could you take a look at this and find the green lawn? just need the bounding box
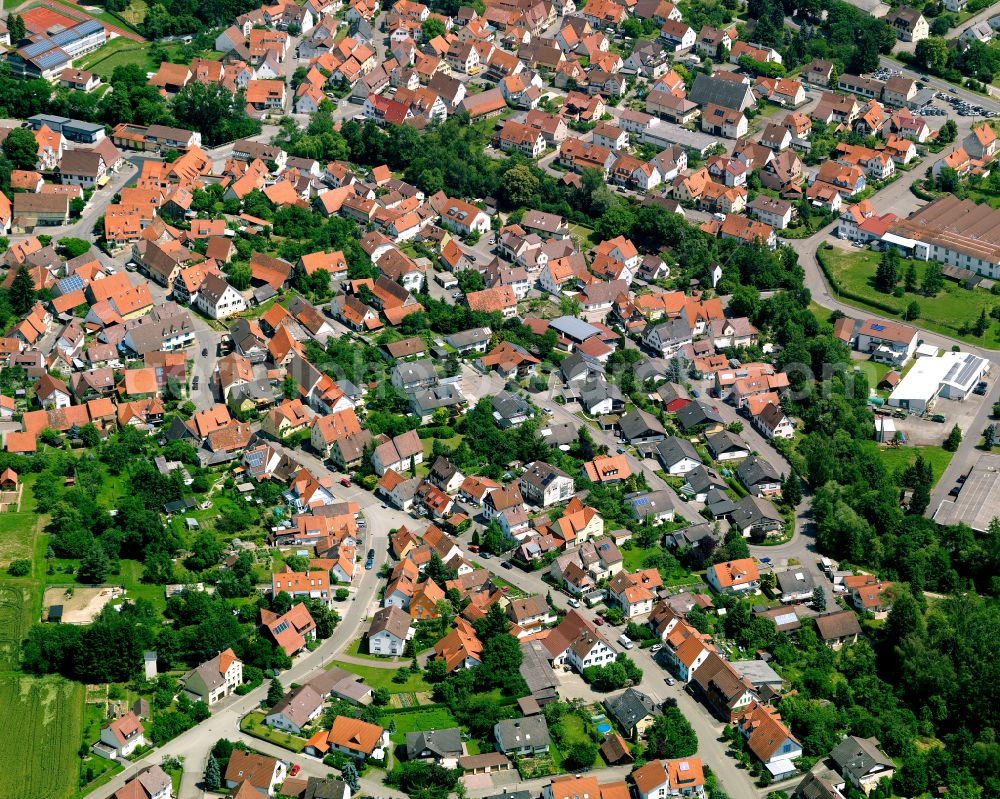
[621,544,659,572]
[241,712,307,752]
[821,248,1000,347]
[855,360,895,389]
[385,707,459,744]
[869,443,955,488]
[77,39,224,79]
[555,713,603,768]
[328,661,432,694]
[0,675,84,799]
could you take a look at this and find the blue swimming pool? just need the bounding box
[596,722,612,734]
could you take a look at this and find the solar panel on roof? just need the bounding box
[22,40,56,56]
[273,620,290,634]
[632,497,648,505]
[36,50,70,69]
[870,323,885,331]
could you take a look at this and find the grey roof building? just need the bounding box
[548,315,602,343]
[405,728,464,761]
[689,72,756,111]
[665,521,716,549]
[706,430,750,460]
[445,327,493,352]
[391,359,437,390]
[411,384,464,418]
[579,380,625,414]
[603,688,660,738]
[618,408,666,444]
[681,465,728,498]
[490,390,533,428]
[560,352,605,383]
[730,495,784,537]
[829,736,895,790]
[675,400,724,431]
[777,569,816,600]
[519,640,559,702]
[494,715,551,755]
[626,489,677,522]
[736,456,782,495]
[655,436,701,473]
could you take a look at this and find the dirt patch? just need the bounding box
[42,586,125,624]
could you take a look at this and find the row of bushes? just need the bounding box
[816,247,901,316]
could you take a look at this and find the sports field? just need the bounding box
[0,675,84,799]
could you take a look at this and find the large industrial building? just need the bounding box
[887,351,989,414]
[886,195,1000,279]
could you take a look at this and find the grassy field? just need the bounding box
[0,511,39,571]
[328,661,432,694]
[118,0,148,25]
[0,583,35,671]
[0,675,84,799]
[822,248,1000,347]
[77,39,224,79]
[869,443,955,488]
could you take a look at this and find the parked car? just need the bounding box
[201,347,208,356]
[340,477,352,487]
[568,598,581,608]
[192,377,200,390]
[595,616,605,626]
[666,676,676,686]
[690,389,700,397]
[617,634,634,650]
[501,561,513,570]
[650,644,662,653]
[289,765,300,777]
[974,381,988,395]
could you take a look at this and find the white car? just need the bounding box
[650,644,662,653]
[568,598,580,608]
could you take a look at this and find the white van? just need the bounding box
[618,634,634,650]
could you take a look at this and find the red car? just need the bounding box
[594,617,605,626]
[289,765,300,777]
[340,478,352,487]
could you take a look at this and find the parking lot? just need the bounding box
[872,65,994,119]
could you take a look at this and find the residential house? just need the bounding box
[180,648,243,705]
[368,605,412,656]
[706,558,759,594]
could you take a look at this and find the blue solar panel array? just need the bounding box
[21,39,55,57]
[51,18,103,45]
[33,48,70,70]
[57,274,85,294]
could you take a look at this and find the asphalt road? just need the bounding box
[456,530,761,798]
[783,113,1000,524]
[84,468,413,799]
